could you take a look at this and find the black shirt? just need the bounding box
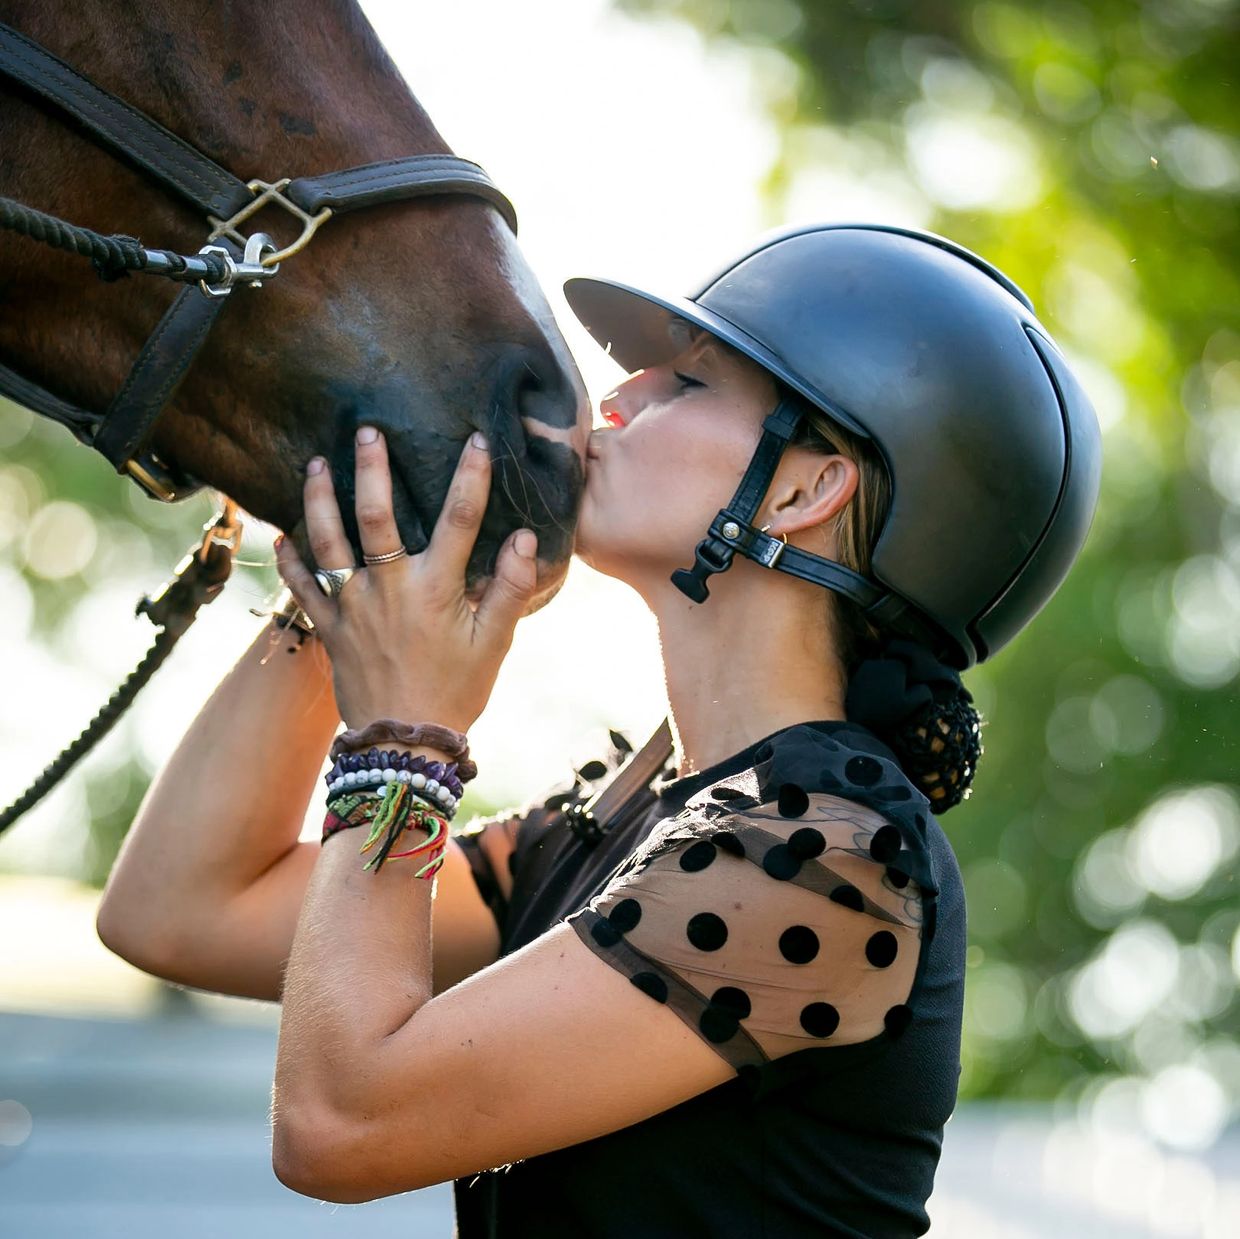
[452,720,966,1238]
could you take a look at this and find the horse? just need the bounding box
[0,0,589,608]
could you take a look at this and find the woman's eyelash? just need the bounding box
[674,371,704,388]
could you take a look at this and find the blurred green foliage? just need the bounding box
[616,0,1240,1116]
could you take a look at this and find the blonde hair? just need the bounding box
[783,389,893,673]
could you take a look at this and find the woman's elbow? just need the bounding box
[272,1107,378,1203]
[95,900,173,977]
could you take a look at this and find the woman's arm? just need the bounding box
[95,619,341,988]
[96,617,521,1001]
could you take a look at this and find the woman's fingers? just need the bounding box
[424,432,491,585]
[354,426,405,564]
[475,528,538,643]
[303,457,354,570]
[274,535,336,632]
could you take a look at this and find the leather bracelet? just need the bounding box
[330,719,478,781]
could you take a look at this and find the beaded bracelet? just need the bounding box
[322,783,449,879]
[325,748,465,803]
[326,770,460,817]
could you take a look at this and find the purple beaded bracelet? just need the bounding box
[325,748,465,801]
[326,748,465,798]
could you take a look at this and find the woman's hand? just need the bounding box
[274,426,538,733]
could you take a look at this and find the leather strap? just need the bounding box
[707,510,945,645]
[0,22,251,219]
[583,717,675,828]
[733,399,802,515]
[288,155,518,234]
[93,262,234,469]
[671,399,802,601]
[0,359,99,442]
[668,395,945,648]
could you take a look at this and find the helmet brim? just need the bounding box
[562,275,872,439]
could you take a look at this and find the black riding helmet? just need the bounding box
[564,223,1103,670]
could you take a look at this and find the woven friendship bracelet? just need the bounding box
[322,782,449,879]
[325,778,459,824]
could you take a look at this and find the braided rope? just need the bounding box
[0,505,242,836]
[0,195,228,284]
[0,629,180,834]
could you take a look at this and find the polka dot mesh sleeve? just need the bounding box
[564,791,925,1080]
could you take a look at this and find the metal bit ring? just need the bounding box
[313,567,357,599]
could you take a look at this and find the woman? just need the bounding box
[97,223,1101,1236]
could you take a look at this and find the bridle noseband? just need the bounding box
[0,21,519,502]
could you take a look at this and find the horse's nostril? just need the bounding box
[493,345,578,436]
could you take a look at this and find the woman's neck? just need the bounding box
[649,564,849,778]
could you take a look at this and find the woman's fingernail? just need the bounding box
[306,457,325,476]
[273,534,284,551]
[357,425,379,445]
[470,431,488,451]
[515,529,537,559]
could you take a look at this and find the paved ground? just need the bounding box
[1,1007,1236,1238]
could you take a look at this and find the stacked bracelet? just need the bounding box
[325,748,464,814]
[321,717,474,880]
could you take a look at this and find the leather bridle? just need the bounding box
[0,21,519,502]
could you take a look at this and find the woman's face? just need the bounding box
[574,327,779,591]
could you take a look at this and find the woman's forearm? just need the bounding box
[98,620,340,945]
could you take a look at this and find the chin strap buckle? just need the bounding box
[671,521,737,603]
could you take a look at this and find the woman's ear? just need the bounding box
[762,451,860,542]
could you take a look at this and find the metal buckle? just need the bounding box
[757,524,788,569]
[759,534,787,569]
[207,178,333,267]
[123,456,179,502]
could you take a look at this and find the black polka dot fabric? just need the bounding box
[565,784,929,1080]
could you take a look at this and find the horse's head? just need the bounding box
[183,197,590,612]
[0,0,589,610]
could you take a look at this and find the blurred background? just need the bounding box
[2,0,1238,1235]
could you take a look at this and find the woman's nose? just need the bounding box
[599,368,657,428]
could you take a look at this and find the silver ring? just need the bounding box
[362,546,408,565]
[313,567,357,598]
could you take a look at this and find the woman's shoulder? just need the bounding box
[562,735,936,1090]
[635,720,941,902]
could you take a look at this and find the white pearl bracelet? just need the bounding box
[327,766,458,814]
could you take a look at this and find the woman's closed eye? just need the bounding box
[673,370,705,390]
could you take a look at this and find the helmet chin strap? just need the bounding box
[671,398,936,643]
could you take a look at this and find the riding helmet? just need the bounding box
[564,223,1103,670]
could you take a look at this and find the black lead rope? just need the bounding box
[0,503,242,836]
[0,195,233,287]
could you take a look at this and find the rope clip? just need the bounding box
[197,232,280,298]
